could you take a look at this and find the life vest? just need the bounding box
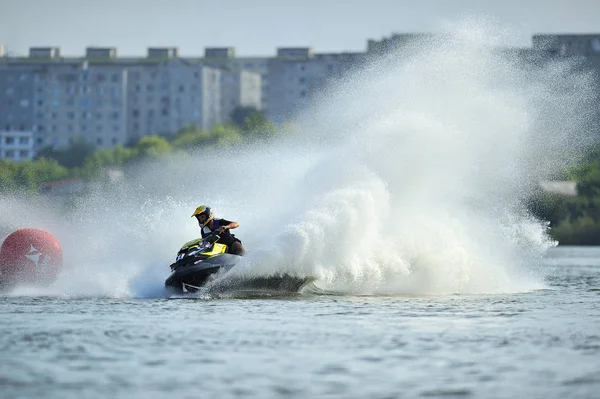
[202,219,221,236]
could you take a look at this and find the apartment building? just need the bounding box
[126,54,222,141]
[1,47,230,151]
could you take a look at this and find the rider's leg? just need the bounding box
[231,241,245,255]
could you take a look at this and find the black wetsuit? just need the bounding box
[201,218,242,253]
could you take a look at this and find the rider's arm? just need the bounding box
[219,219,239,232]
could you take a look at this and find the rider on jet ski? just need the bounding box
[192,205,245,255]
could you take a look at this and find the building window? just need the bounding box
[5,136,15,145]
[5,150,15,159]
[19,150,29,158]
[112,137,117,145]
[19,137,30,145]
[96,137,103,145]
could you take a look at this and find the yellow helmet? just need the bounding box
[191,205,214,227]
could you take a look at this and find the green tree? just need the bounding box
[243,112,277,139]
[135,136,173,159]
[35,138,97,168]
[231,106,259,128]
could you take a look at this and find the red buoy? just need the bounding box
[0,228,63,289]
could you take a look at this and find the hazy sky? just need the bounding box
[1,0,600,57]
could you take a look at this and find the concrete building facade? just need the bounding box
[0,65,36,134]
[126,59,222,141]
[32,62,129,149]
[0,130,34,161]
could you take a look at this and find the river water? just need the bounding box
[1,246,599,399]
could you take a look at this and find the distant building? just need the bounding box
[32,61,128,150]
[126,59,222,141]
[0,130,35,161]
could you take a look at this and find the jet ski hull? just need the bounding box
[164,253,240,294]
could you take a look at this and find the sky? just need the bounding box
[1,0,600,57]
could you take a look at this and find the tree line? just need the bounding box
[527,145,600,245]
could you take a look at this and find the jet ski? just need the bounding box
[165,232,241,294]
[164,232,315,295]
